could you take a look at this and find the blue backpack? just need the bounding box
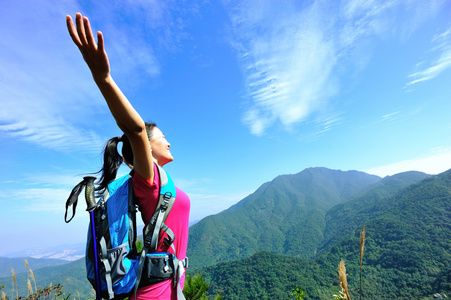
[65,164,187,300]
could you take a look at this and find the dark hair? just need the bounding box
[96,122,157,196]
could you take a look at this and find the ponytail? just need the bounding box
[96,135,132,196]
[95,122,157,196]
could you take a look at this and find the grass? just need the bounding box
[332,225,366,300]
[1,260,73,300]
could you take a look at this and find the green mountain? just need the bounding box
[2,167,448,300]
[319,171,428,253]
[198,169,451,299]
[187,168,380,269]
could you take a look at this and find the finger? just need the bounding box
[97,31,105,52]
[66,15,82,47]
[83,16,97,48]
[75,13,88,45]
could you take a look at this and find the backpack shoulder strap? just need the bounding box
[134,164,177,296]
[144,163,176,251]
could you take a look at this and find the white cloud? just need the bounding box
[0,187,73,214]
[224,0,447,135]
[406,27,451,86]
[0,1,109,153]
[187,190,252,222]
[0,0,189,154]
[174,175,252,221]
[364,148,451,177]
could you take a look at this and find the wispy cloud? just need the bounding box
[0,168,95,214]
[0,0,194,153]
[0,1,112,153]
[187,190,252,221]
[381,111,400,121]
[406,27,451,87]
[224,0,446,135]
[367,110,402,127]
[174,175,252,221]
[298,112,345,142]
[0,188,72,213]
[364,146,451,177]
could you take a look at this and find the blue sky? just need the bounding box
[1,0,451,256]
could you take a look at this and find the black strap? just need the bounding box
[64,179,87,223]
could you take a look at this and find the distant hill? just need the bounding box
[0,257,93,299]
[2,243,85,262]
[199,169,451,299]
[0,257,70,277]
[187,168,380,268]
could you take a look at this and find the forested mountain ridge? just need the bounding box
[319,171,429,253]
[2,167,448,300]
[200,169,451,299]
[225,167,380,212]
[188,168,416,269]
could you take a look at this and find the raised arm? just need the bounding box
[66,13,154,182]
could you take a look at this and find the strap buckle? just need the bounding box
[164,236,173,248]
[163,191,173,201]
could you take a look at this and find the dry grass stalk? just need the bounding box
[11,268,17,287]
[338,259,351,300]
[360,226,366,300]
[30,268,37,295]
[11,268,18,300]
[360,226,366,267]
[1,291,6,300]
[25,259,30,297]
[27,278,33,297]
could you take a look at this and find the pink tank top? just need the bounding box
[131,164,190,300]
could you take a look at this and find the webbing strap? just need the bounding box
[172,257,186,300]
[161,224,176,254]
[100,237,114,299]
[150,205,168,250]
[161,224,174,239]
[133,248,147,297]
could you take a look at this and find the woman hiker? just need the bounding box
[66,13,190,300]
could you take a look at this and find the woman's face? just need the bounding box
[150,127,173,166]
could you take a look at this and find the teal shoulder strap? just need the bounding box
[149,164,176,251]
[135,164,178,296]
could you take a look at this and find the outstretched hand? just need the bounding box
[66,13,110,81]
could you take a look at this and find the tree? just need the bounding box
[291,286,307,300]
[183,274,223,300]
[183,274,209,300]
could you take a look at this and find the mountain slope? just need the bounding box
[188,168,380,268]
[2,168,449,299]
[198,251,332,300]
[319,171,428,253]
[200,170,451,299]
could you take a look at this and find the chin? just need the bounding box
[161,157,174,166]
